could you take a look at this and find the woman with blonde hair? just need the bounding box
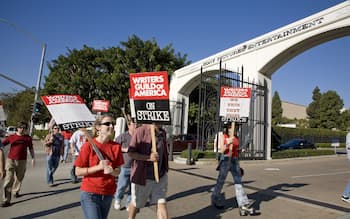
[74,115,124,219]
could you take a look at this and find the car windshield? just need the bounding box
[284,139,301,145]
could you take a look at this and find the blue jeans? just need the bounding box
[46,155,60,184]
[62,139,70,161]
[212,156,249,206]
[343,180,350,197]
[114,167,131,205]
[80,191,113,219]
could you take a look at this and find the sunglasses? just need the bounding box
[100,122,114,127]
[53,127,59,130]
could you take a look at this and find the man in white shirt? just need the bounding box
[69,128,86,183]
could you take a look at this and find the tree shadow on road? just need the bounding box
[247,182,350,213]
[11,201,81,219]
[10,179,80,206]
[170,183,308,219]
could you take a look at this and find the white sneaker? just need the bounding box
[342,195,350,203]
[114,200,121,210]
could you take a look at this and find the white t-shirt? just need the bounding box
[69,129,86,156]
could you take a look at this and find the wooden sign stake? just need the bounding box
[151,124,160,183]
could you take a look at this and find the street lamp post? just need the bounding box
[0,18,47,136]
[29,43,46,136]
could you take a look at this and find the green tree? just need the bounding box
[340,109,350,130]
[319,90,343,129]
[272,91,282,125]
[42,35,190,119]
[1,90,34,126]
[307,86,321,128]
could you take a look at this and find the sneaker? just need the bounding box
[211,194,225,209]
[342,195,350,203]
[14,192,21,198]
[114,200,121,210]
[0,202,10,207]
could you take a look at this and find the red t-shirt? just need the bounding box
[2,134,33,160]
[61,130,73,140]
[223,134,239,158]
[74,138,124,195]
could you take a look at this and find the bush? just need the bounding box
[34,129,49,140]
[272,149,334,159]
[272,126,347,147]
[180,150,217,161]
[316,143,345,148]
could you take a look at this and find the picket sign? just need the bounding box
[150,124,160,182]
[129,71,171,183]
[41,94,104,161]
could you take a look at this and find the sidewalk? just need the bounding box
[1,141,350,218]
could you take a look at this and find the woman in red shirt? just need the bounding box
[74,115,124,219]
[211,121,255,216]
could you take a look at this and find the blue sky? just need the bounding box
[0,0,349,108]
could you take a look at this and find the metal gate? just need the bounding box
[197,62,268,160]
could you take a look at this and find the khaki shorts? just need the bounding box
[131,174,168,208]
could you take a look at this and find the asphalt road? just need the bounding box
[1,140,350,219]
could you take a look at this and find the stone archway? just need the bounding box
[169,1,350,159]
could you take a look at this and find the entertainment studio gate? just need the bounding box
[171,61,268,160]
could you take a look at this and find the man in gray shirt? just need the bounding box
[114,119,136,211]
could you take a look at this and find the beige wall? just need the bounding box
[282,101,307,120]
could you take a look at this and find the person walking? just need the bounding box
[1,122,35,207]
[127,124,169,219]
[69,128,86,183]
[113,118,136,211]
[211,121,254,216]
[61,130,73,163]
[0,141,4,180]
[74,115,124,219]
[342,127,350,203]
[43,124,64,186]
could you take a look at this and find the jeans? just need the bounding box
[114,167,131,205]
[343,180,350,197]
[80,191,113,219]
[62,139,70,161]
[212,156,249,207]
[71,154,78,182]
[46,155,60,184]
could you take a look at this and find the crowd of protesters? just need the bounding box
[0,116,261,219]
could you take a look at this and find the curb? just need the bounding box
[173,156,217,165]
[172,154,345,165]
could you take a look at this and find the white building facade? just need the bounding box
[169,1,350,159]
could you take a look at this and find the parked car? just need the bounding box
[168,134,199,152]
[275,139,316,151]
[5,126,16,137]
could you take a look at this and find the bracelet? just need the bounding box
[86,167,89,175]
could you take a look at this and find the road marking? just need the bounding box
[291,170,350,178]
[264,167,280,171]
